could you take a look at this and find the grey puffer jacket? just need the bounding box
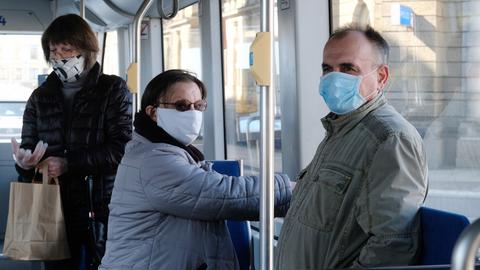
[100,132,292,270]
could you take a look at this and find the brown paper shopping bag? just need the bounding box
[2,163,70,260]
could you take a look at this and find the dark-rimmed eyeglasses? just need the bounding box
[158,99,207,112]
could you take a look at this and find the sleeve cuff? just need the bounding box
[15,163,36,182]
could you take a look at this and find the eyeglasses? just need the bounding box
[158,99,207,112]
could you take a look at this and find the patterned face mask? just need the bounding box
[51,55,85,83]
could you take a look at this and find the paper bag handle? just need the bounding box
[35,162,59,185]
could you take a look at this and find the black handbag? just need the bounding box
[86,175,107,270]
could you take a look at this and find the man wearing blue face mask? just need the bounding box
[275,24,428,269]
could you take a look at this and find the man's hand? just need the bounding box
[11,138,47,170]
[39,157,68,178]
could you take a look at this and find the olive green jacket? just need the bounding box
[275,94,428,269]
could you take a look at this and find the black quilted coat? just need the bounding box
[16,62,132,231]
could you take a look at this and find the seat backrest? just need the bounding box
[211,160,242,177]
[226,220,252,270]
[420,207,470,265]
[210,160,251,270]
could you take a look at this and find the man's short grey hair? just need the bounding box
[329,24,390,65]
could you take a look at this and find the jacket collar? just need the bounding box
[131,132,203,164]
[321,92,386,136]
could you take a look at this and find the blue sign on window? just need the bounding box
[0,16,6,26]
[399,5,413,27]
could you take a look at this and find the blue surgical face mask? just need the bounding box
[318,70,377,115]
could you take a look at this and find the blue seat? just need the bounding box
[420,207,470,265]
[211,160,242,177]
[211,160,252,270]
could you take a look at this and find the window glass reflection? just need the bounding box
[163,4,202,78]
[0,35,50,143]
[221,0,282,175]
[103,31,119,76]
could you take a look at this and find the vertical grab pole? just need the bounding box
[129,0,154,113]
[249,0,274,267]
[79,0,85,18]
[260,0,274,269]
[451,218,480,270]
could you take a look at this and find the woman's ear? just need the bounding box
[145,105,157,122]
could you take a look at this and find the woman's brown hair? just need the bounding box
[41,14,99,69]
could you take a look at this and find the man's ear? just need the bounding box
[145,105,157,122]
[377,65,389,91]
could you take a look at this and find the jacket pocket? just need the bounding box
[297,167,352,232]
[286,168,311,215]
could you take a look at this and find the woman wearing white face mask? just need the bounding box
[100,69,292,270]
[12,14,132,270]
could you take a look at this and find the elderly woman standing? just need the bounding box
[11,14,132,269]
[100,69,292,270]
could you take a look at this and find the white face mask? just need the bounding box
[156,108,203,145]
[51,55,85,83]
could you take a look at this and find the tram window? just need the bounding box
[0,34,49,143]
[0,101,25,142]
[103,30,120,76]
[162,3,203,150]
[330,0,480,220]
[221,0,282,175]
[30,46,39,59]
[163,4,202,76]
